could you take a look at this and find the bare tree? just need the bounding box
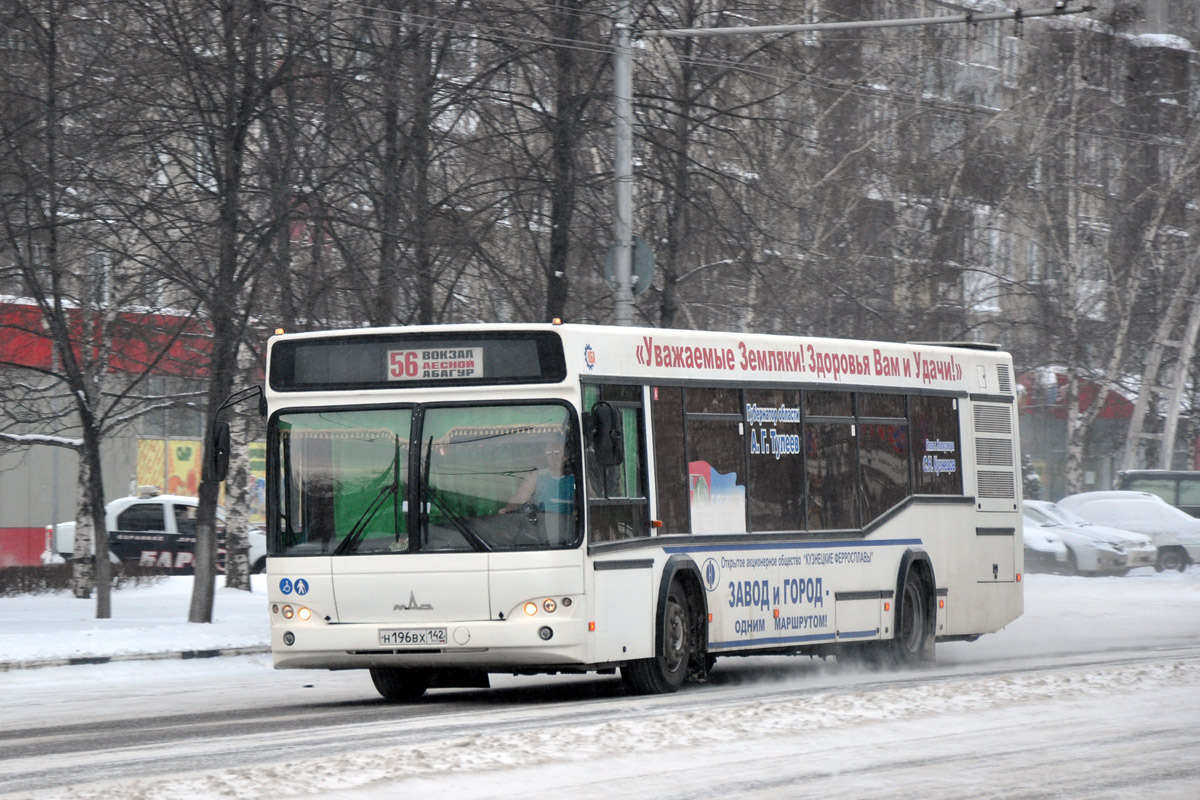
[105,0,295,619]
[0,1,205,612]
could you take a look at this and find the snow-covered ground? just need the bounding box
[3,570,1200,799]
[0,576,270,668]
[5,570,1199,668]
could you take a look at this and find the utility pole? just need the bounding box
[609,3,1094,326]
[1160,298,1200,469]
[613,0,634,327]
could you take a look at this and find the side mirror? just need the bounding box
[202,421,231,483]
[587,401,625,468]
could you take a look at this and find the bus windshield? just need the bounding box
[272,404,580,556]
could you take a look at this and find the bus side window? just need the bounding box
[584,384,648,543]
[856,393,910,526]
[652,386,688,533]
[686,387,748,534]
[745,388,803,532]
[910,395,962,495]
[804,391,858,530]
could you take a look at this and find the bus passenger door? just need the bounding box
[583,384,649,542]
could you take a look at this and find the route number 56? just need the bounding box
[388,350,419,379]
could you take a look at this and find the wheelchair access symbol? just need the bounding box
[279,578,309,595]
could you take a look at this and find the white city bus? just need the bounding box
[249,322,1023,701]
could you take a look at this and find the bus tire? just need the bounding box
[622,583,691,695]
[892,567,932,666]
[369,667,432,702]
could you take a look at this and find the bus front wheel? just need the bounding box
[622,584,691,695]
[369,667,432,702]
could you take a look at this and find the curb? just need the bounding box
[0,645,271,672]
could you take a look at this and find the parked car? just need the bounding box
[48,492,266,574]
[1020,511,1069,573]
[1115,470,1200,518]
[1057,491,1200,572]
[1021,504,1130,576]
[1024,500,1157,572]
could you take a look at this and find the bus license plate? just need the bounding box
[379,627,447,646]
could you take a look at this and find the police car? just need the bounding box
[48,491,266,574]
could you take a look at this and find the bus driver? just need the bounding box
[499,441,575,518]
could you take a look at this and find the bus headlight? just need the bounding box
[282,604,294,619]
[543,598,557,613]
[297,606,312,621]
[523,601,538,617]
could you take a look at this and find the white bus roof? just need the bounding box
[267,322,1014,396]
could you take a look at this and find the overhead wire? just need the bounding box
[120,0,1197,151]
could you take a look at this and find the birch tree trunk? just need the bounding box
[70,459,95,599]
[1118,266,1198,471]
[1117,125,1200,471]
[223,347,256,591]
[1059,34,1087,495]
[1160,294,1200,468]
[222,405,254,591]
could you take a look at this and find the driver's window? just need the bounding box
[584,384,648,543]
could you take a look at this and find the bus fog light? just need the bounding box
[282,605,294,619]
[543,598,557,613]
[538,626,554,641]
[283,632,295,646]
[297,607,312,621]
[523,602,538,616]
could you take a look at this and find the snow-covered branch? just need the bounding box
[0,432,83,449]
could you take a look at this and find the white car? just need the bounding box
[1021,507,1129,576]
[1057,491,1200,572]
[1024,500,1158,572]
[1020,512,1069,573]
[49,493,266,574]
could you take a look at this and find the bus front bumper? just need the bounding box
[271,617,592,670]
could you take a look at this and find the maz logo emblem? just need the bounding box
[394,591,433,611]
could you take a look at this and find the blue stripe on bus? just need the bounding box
[709,628,879,649]
[662,538,922,554]
[710,632,834,648]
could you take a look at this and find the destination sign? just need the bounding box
[269,332,565,391]
[387,348,483,381]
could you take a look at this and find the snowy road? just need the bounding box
[3,572,1200,798]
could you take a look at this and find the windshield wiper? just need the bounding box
[422,436,491,552]
[334,436,402,556]
[332,482,397,555]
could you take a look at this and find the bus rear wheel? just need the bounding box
[893,569,930,666]
[369,667,432,702]
[622,584,691,695]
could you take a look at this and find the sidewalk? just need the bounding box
[0,576,270,671]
